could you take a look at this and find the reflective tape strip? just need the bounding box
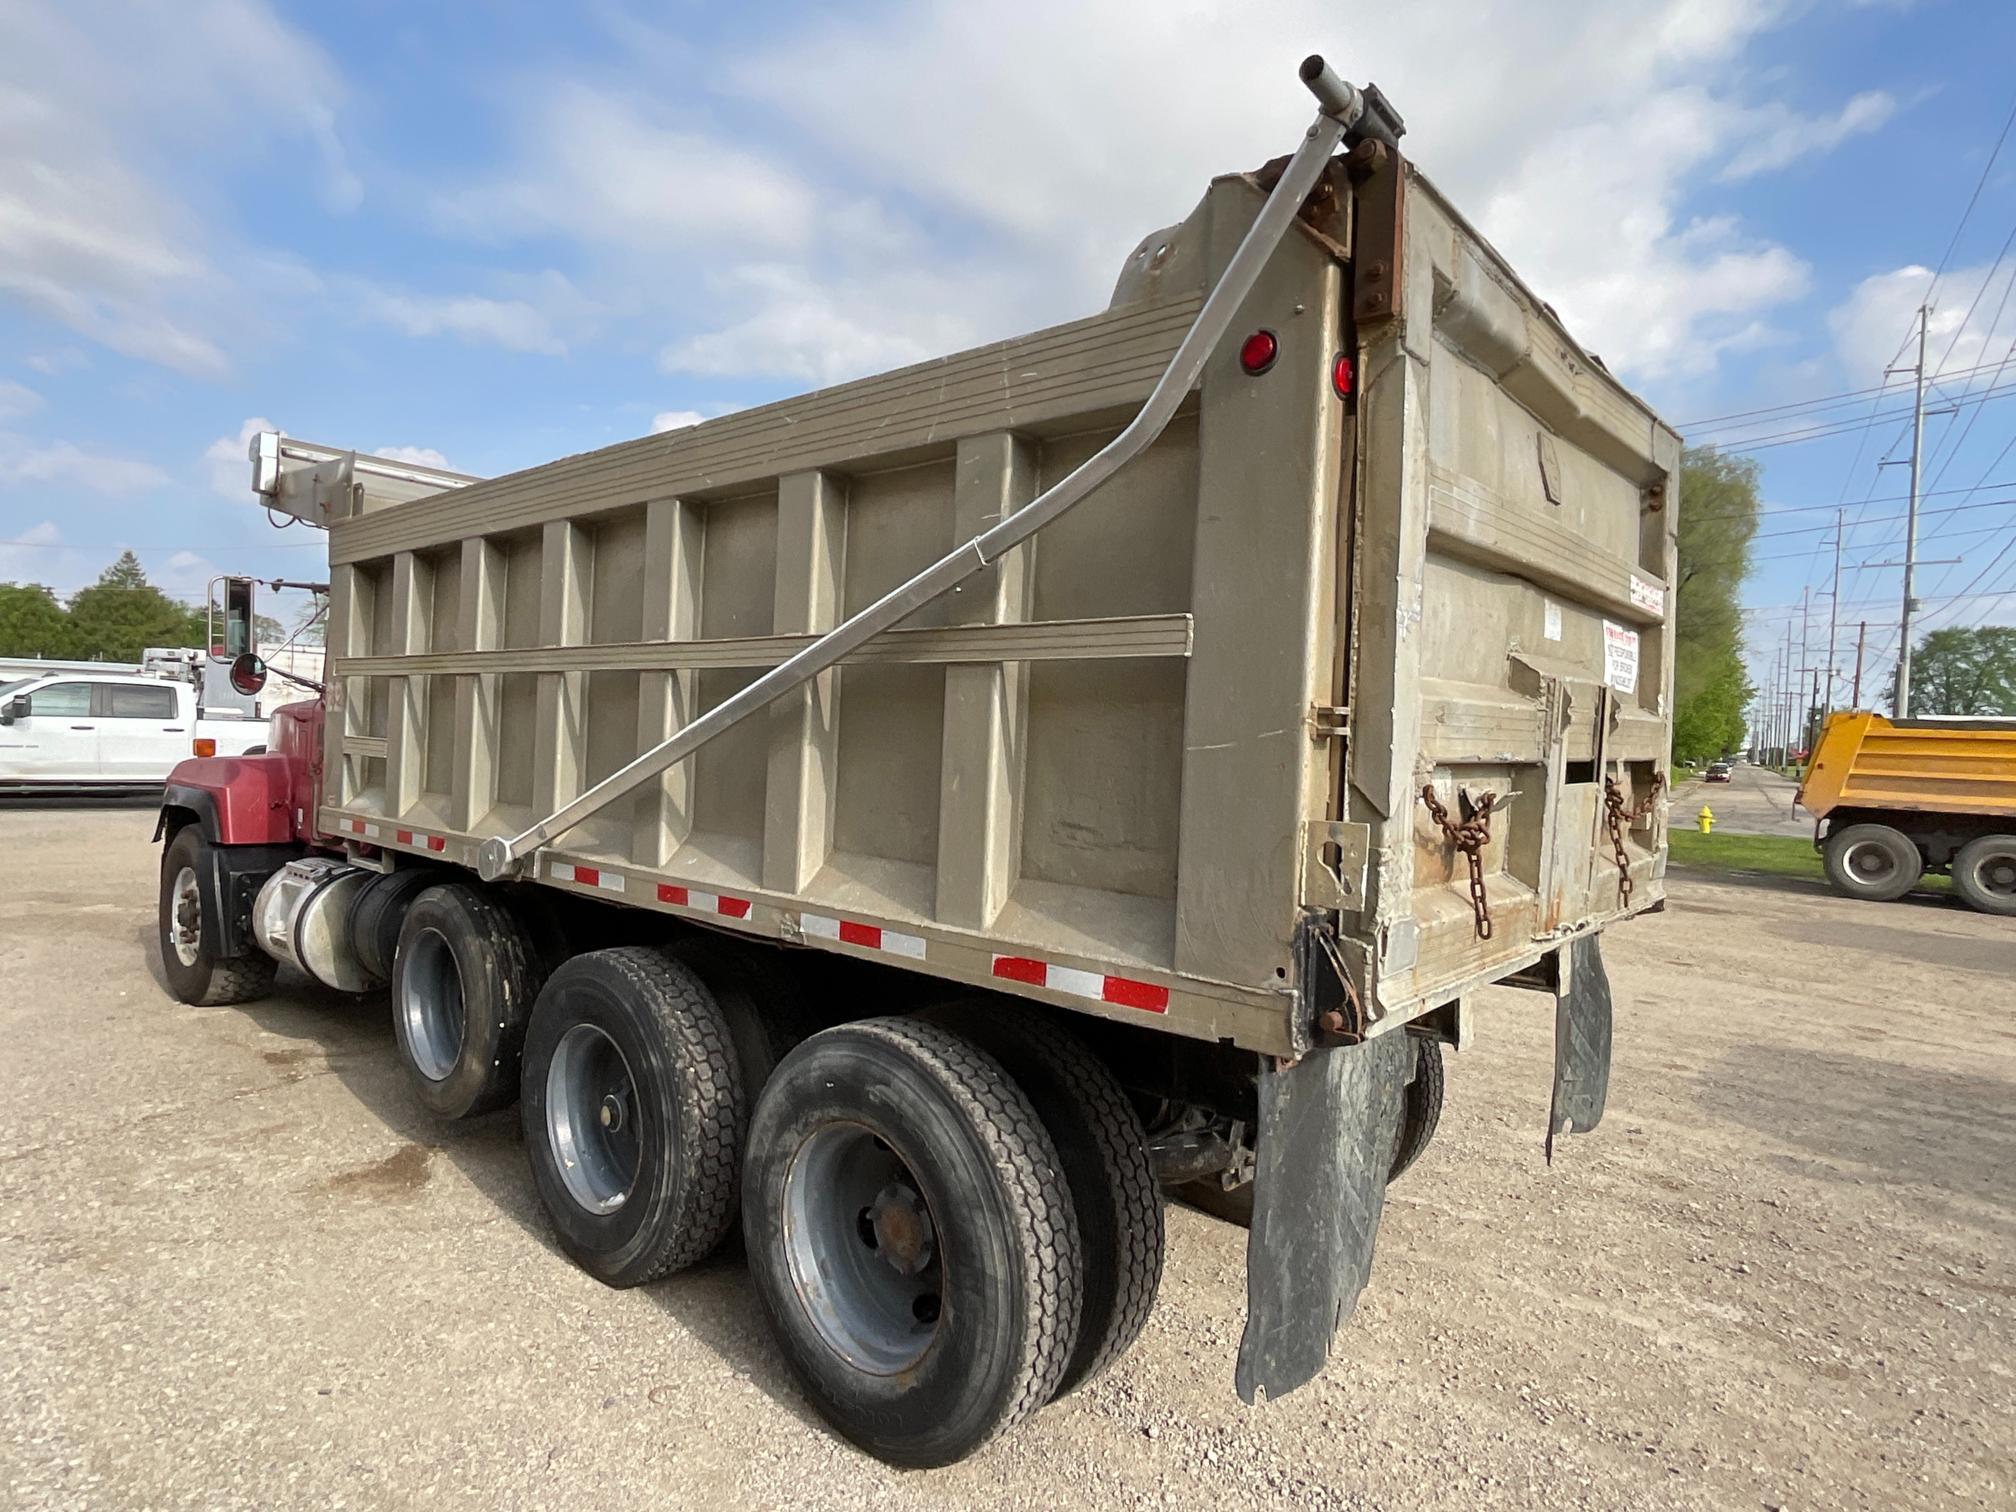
[549,861,625,895]
[800,913,927,960]
[344,817,379,839]
[991,955,1169,1014]
[396,829,450,853]
[655,883,751,920]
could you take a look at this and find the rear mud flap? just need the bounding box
[1234,1032,1410,1404]
[1546,931,1613,1160]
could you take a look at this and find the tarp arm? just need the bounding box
[476,54,1376,881]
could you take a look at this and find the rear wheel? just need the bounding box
[521,948,744,1287]
[1952,834,2016,916]
[391,883,546,1118]
[917,1006,1162,1397]
[1822,823,1923,902]
[157,826,277,1006]
[743,1017,1083,1468]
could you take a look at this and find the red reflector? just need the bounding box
[1238,330,1279,375]
[1333,353,1354,397]
[192,738,216,758]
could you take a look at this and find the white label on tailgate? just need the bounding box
[1603,620,1640,694]
[1543,600,1563,641]
[1630,574,1666,615]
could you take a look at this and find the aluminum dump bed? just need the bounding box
[299,134,1676,1063]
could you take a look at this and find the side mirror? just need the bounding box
[229,653,269,697]
[0,696,24,725]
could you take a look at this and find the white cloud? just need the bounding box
[372,445,454,469]
[436,83,815,255]
[558,0,1853,390]
[0,1,356,377]
[1719,90,1897,181]
[650,401,745,434]
[0,438,169,495]
[0,382,42,421]
[659,264,976,386]
[204,417,277,500]
[356,286,568,357]
[1827,260,2016,383]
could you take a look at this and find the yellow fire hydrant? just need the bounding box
[1697,805,1715,833]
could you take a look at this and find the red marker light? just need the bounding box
[1332,353,1354,398]
[1238,330,1279,375]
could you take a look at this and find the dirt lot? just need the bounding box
[1,804,2010,1510]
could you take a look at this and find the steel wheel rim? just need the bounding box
[782,1123,943,1375]
[1844,840,1899,884]
[170,866,202,968]
[399,927,465,1082]
[1980,849,2016,897]
[546,1022,642,1214]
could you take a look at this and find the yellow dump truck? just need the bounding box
[1797,711,2016,915]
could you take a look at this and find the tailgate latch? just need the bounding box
[1302,820,1371,909]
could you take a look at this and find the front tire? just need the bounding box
[1822,823,1923,902]
[521,948,744,1287]
[157,826,277,1006]
[1952,833,2016,916]
[743,1017,1083,1468]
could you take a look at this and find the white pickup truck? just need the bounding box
[0,672,267,793]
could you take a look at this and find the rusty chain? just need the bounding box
[1602,771,1666,904]
[1420,784,1501,940]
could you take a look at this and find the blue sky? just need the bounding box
[3,0,2014,706]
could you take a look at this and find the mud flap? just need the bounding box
[1546,931,1613,1160]
[1234,1031,1410,1404]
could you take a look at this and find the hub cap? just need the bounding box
[170,867,202,968]
[1843,840,1899,884]
[1980,849,2016,897]
[547,1023,642,1213]
[399,927,465,1082]
[783,1124,943,1374]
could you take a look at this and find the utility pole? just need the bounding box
[1892,304,1928,717]
[1825,507,1843,721]
[1852,620,1867,707]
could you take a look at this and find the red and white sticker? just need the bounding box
[394,828,448,853]
[342,816,379,840]
[991,955,1168,1014]
[801,913,926,960]
[1629,574,1666,616]
[548,861,626,895]
[655,883,751,920]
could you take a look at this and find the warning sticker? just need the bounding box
[1630,574,1666,616]
[1543,600,1563,641]
[1603,620,1640,694]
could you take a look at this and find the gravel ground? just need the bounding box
[1,803,2010,1509]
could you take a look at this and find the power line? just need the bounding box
[0,538,325,551]
[1679,356,2012,430]
[1706,376,2016,453]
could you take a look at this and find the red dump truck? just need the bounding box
[154,58,1678,1467]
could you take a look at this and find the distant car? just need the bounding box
[1704,762,1733,783]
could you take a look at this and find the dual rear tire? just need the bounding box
[515,964,1162,1467]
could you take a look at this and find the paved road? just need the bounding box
[1671,763,1813,839]
[3,808,2010,1509]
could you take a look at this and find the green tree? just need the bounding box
[0,582,71,657]
[1671,448,1760,761]
[253,612,286,650]
[1892,625,2016,716]
[63,551,205,663]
